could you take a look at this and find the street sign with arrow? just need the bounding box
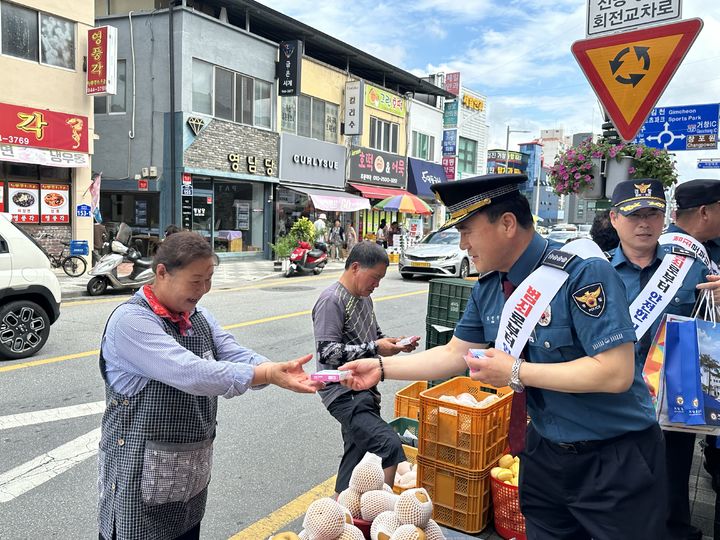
[572,18,703,141]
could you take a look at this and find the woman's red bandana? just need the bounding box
[143,284,192,335]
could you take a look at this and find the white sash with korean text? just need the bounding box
[659,232,719,273]
[496,239,606,359]
[628,250,694,340]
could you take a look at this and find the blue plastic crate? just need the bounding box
[69,240,89,256]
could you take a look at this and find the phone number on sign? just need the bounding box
[0,135,31,145]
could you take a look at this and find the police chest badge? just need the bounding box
[572,283,606,318]
[538,306,551,326]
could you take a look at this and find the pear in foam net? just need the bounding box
[395,488,433,529]
[370,510,401,540]
[302,498,346,540]
[360,489,398,521]
[390,524,427,540]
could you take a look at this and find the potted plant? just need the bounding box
[605,143,678,198]
[269,234,296,272]
[548,138,605,199]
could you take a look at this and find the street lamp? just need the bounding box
[504,125,531,171]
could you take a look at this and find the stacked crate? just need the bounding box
[416,377,513,534]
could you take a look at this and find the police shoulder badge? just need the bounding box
[572,283,606,318]
[538,306,551,326]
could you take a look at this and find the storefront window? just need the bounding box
[275,187,310,238]
[297,95,311,137]
[254,80,272,128]
[192,58,213,115]
[213,181,264,253]
[281,96,296,134]
[214,67,233,121]
[100,193,160,235]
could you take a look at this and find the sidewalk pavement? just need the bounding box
[54,258,349,300]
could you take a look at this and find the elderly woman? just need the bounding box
[97,232,320,540]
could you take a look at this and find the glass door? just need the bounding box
[192,189,214,243]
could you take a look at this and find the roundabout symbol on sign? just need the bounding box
[646,122,686,149]
[609,46,650,87]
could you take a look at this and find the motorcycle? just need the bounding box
[285,240,328,277]
[86,223,155,296]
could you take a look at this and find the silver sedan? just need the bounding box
[398,228,473,279]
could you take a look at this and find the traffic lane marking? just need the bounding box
[1,290,428,372]
[228,476,335,540]
[61,271,346,307]
[0,400,105,430]
[0,428,101,503]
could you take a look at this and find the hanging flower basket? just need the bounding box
[549,140,678,199]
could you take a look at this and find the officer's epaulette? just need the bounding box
[671,245,696,259]
[542,249,576,270]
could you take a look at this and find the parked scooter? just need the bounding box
[86,223,155,295]
[285,240,328,277]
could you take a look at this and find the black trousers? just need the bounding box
[327,390,405,493]
[519,424,667,540]
[99,523,200,540]
[664,430,702,540]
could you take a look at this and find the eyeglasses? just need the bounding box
[625,211,665,221]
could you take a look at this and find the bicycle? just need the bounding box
[33,232,88,277]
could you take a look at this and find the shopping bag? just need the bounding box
[696,318,720,426]
[642,314,669,404]
[664,319,705,425]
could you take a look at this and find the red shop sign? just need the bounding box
[0,103,88,153]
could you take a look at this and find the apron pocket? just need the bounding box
[141,438,214,506]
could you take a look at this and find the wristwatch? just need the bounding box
[508,357,525,393]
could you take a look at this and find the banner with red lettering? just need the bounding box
[0,103,88,153]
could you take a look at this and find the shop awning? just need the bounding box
[349,183,411,200]
[407,158,447,200]
[284,185,370,212]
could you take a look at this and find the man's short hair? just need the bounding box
[345,241,389,270]
[477,194,534,229]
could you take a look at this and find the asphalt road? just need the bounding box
[0,270,432,539]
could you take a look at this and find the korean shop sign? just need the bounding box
[278,40,302,97]
[365,84,406,118]
[86,26,118,96]
[0,102,88,153]
[348,146,406,188]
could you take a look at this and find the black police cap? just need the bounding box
[610,179,666,216]
[431,173,528,231]
[675,179,720,209]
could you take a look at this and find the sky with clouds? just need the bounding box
[257,0,720,182]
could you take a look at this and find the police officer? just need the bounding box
[341,173,667,539]
[608,179,720,540]
[664,178,720,539]
[670,179,720,263]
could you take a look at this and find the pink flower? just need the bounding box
[628,166,636,174]
[574,173,581,179]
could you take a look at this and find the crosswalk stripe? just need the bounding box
[0,428,101,503]
[0,401,105,431]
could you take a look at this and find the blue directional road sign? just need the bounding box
[698,160,720,170]
[633,103,719,151]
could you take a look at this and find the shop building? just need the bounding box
[442,86,489,181]
[0,0,95,255]
[94,0,450,257]
[276,56,368,236]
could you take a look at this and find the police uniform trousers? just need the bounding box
[327,390,405,493]
[519,423,666,539]
[97,297,218,540]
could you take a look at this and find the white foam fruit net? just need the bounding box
[360,489,397,521]
[302,497,346,540]
[395,489,433,529]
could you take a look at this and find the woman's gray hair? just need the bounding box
[153,231,219,272]
[344,241,389,269]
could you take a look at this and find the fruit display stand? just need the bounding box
[394,380,427,420]
[418,377,513,470]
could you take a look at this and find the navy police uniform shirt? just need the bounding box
[610,240,710,364]
[667,222,720,266]
[454,233,655,443]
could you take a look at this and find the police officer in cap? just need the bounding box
[608,178,720,540]
[340,173,667,539]
[662,178,720,539]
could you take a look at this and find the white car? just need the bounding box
[0,214,61,359]
[399,228,473,279]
